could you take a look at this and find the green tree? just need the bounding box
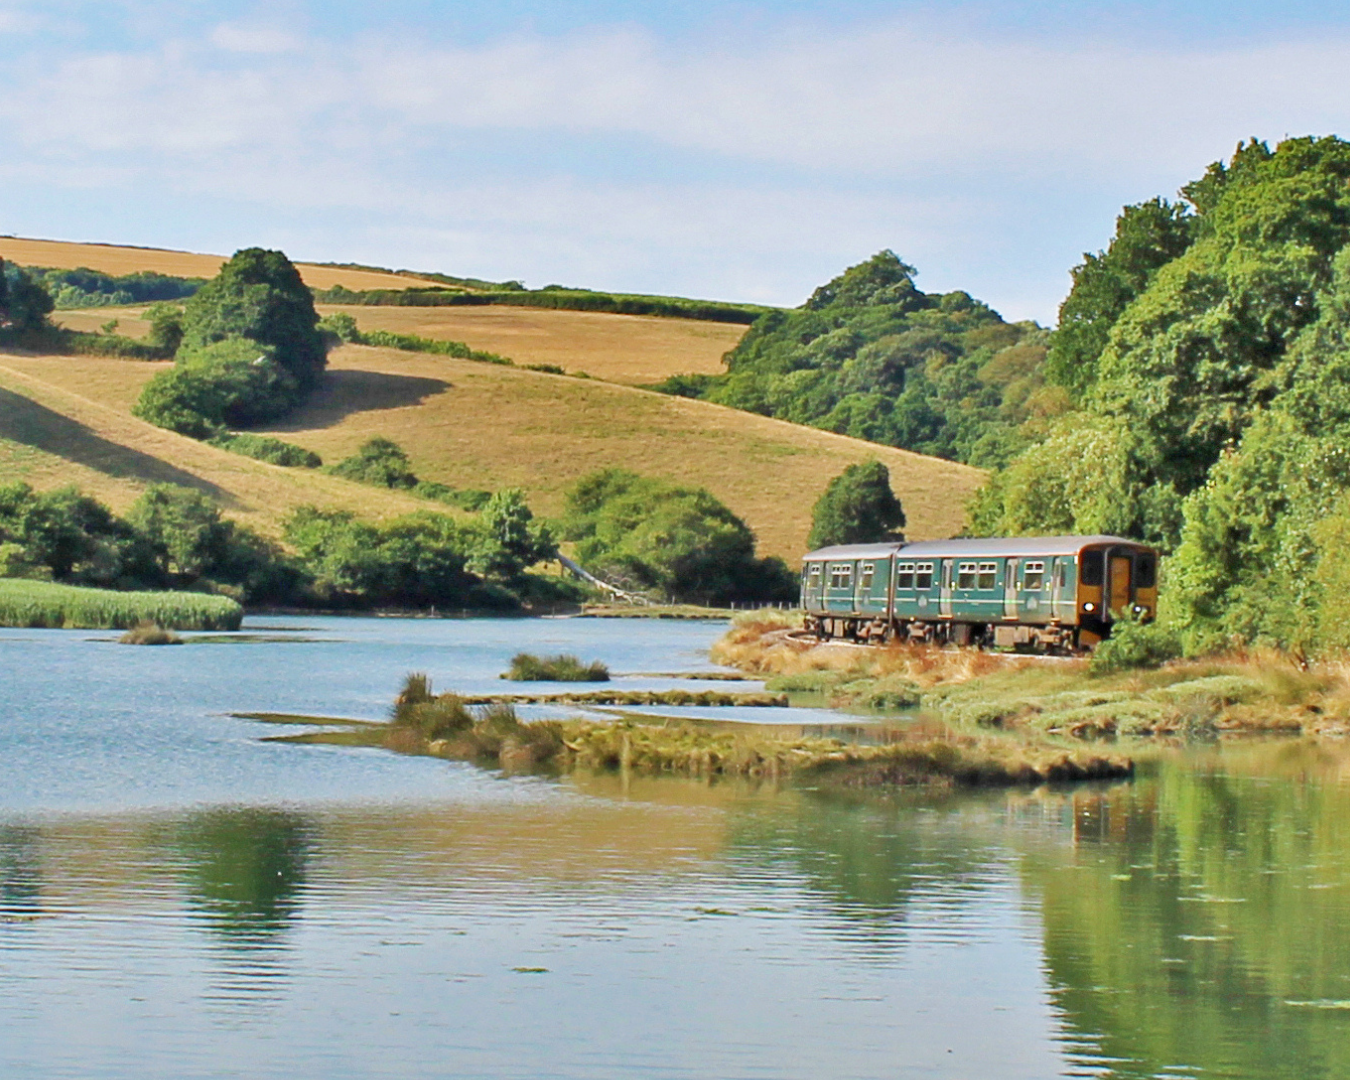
[469,488,556,580]
[180,248,326,390]
[806,461,906,549]
[0,260,53,333]
[326,437,418,489]
[125,485,233,579]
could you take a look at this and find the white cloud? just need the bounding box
[1,16,1348,316]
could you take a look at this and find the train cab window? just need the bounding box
[957,562,977,589]
[860,563,875,591]
[1023,561,1045,591]
[977,562,998,590]
[1079,551,1104,586]
[896,562,915,589]
[915,562,934,589]
[1135,552,1157,589]
[829,564,853,590]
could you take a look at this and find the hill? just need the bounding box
[0,345,984,559]
[0,236,444,293]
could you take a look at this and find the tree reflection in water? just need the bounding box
[0,825,42,918]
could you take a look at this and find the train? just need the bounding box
[799,535,1158,651]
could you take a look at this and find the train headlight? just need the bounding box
[1132,604,1145,615]
[1082,602,1096,613]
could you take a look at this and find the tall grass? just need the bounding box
[0,579,242,630]
[505,653,610,682]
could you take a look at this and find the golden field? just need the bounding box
[0,236,441,292]
[0,345,983,557]
[51,302,743,386]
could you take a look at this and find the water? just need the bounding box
[2,617,1350,1079]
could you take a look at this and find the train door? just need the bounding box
[1003,558,1019,619]
[939,559,953,618]
[802,562,823,610]
[1050,558,1069,621]
[1109,553,1132,614]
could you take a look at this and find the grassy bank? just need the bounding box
[0,579,242,630]
[713,612,1350,738]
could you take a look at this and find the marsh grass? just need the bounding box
[0,579,243,630]
[117,621,183,645]
[505,653,610,682]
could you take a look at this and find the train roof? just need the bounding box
[801,535,1149,562]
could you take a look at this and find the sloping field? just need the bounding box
[257,345,983,557]
[316,303,744,384]
[0,356,437,536]
[49,303,744,386]
[0,347,983,557]
[0,237,441,292]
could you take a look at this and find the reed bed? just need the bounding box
[0,579,243,630]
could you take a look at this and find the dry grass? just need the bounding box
[0,355,440,537]
[0,341,984,557]
[316,303,745,385]
[258,344,983,557]
[0,237,443,291]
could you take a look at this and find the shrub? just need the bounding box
[133,337,300,437]
[118,621,183,645]
[210,433,321,468]
[1089,616,1184,675]
[326,437,418,488]
[505,653,610,682]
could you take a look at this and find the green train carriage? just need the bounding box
[799,535,1159,650]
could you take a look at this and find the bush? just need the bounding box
[505,653,610,682]
[326,437,418,488]
[133,337,300,437]
[118,621,183,645]
[210,433,321,468]
[807,460,906,549]
[1089,616,1183,675]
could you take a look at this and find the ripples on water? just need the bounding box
[2,618,1350,1079]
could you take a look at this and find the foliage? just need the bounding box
[133,337,300,438]
[326,437,418,489]
[313,284,768,324]
[1088,614,1183,674]
[806,460,906,549]
[0,259,54,333]
[181,248,327,391]
[505,653,610,682]
[651,250,1054,464]
[559,468,796,604]
[468,488,556,580]
[22,265,201,309]
[972,136,1350,653]
[208,432,321,468]
[0,578,241,630]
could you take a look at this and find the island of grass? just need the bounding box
[505,653,610,681]
[0,579,242,631]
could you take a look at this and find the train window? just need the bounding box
[1135,552,1157,589]
[1058,561,1068,588]
[977,562,998,589]
[1024,561,1045,590]
[1079,551,1104,586]
[896,562,915,589]
[829,564,853,590]
[860,563,875,591]
[957,562,977,589]
[807,565,821,588]
[915,562,934,589]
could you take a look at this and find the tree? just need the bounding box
[469,488,556,581]
[125,485,233,579]
[180,248,326,390]
[807,461,906,549]
[326,437,418,489]
[560,469,795,603]
[0,260,54,333]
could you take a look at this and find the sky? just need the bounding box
[2,2,1349,323]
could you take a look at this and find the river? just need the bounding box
[1,616,1348,1079]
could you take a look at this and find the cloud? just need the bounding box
[1,14,1348,316]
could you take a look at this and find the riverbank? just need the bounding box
[0,579,243,630]
[713,612,1350,738]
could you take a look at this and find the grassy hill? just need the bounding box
[0,237,444,292]
[0,346,984,558]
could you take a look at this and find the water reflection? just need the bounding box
[0,825,41,918]
[173,808,313,944]
[1021,749,1350,1080]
